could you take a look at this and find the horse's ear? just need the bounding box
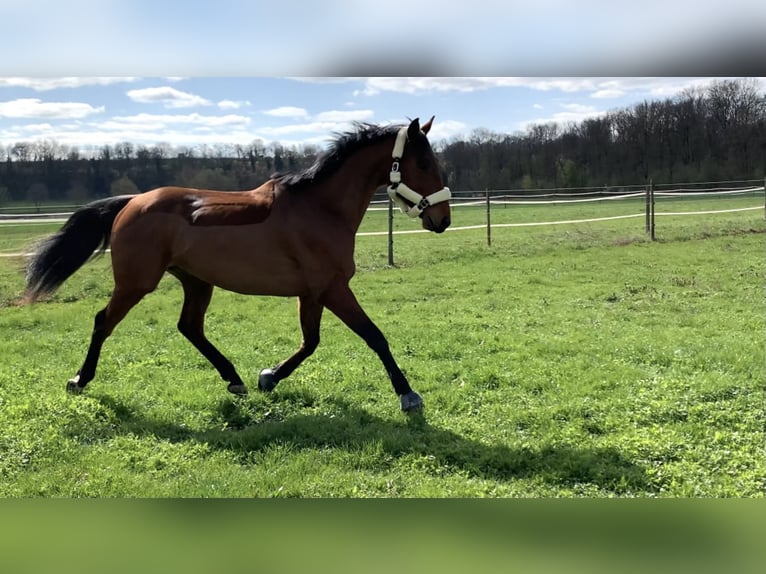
[407,117,421,139]
[421,116,434,135]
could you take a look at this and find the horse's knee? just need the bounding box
[93,307,107,325]
[177,318,191,337]
[177,314,204,340]
[303,334,320,355]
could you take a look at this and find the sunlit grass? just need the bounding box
[0,201,763,496]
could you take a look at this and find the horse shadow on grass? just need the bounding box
[90,391,651,494]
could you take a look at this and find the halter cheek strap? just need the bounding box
[386,127,451,218]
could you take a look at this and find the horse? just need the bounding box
[23,117,452,412]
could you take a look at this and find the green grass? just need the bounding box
[0,199,763,497]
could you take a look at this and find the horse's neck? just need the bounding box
[319,138,393,232]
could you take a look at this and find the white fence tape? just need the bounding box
[367,186,765,210]
[2,190,763,256]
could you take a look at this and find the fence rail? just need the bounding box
[2,179,764,262]
[378,178,765,263]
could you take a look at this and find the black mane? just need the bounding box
[272,122,402,191]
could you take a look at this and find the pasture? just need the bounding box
[0,194,763,497]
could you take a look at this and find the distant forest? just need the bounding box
[1,78,764,206]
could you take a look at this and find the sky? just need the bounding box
[1,1,764,154]
[1,77,763,154]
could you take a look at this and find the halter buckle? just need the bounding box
[416,197,430,212]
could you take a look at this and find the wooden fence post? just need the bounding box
[388,198,394,266]
[645,181,650,234]
[650,178,656,241]
[486,188,491,247]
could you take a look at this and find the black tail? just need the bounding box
[24,195,136,302]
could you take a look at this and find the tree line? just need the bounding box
[1,78,764,206]
[0,139,319,206]
[438,78,765,191]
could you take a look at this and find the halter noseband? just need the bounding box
[386,127,451,218]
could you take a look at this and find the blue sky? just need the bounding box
[1,77,762,154]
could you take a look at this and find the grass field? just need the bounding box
[0,194,763,497]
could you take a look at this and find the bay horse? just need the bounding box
[24,117,451,412]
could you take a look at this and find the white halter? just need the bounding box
[386,127,451,218]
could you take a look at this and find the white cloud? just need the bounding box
[257,109,375,140]
[591,89,625,99]
[519,103,606,130]
[16,122,56,133]
[0,113,255,149]
[353,77,748,101]
[262,107,372,123]
[355,77,607,96]
[263,106,309,118]
[218,99,250,110]
[0,98,104,119]
[259,122,340,136]
[107,112,251,128]
[586,79,627,99]
[0,125,259,150]
[314,109,373,122]
[126,86,212,108]
[560,103,598,114]
[0,77,139,91]
[427,119,469,142]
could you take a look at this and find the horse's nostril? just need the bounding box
[425,214,450,233]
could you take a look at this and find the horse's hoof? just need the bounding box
[258,369,278,392]
[400,391,424,412]
[227,383,248,396]
[66,379,84,394]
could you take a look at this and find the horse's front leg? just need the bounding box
[319,278,423,412]
[258,295,323,392]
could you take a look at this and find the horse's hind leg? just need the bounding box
[67,287,150,393]
[258,296,323,392]
[68,235,167,394]
[174,271,247,395]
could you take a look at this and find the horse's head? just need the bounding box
[387,116,452,233]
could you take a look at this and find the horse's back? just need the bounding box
[117,183,277,228]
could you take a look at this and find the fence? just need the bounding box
[367,178,766,265]
[2,179,765,263]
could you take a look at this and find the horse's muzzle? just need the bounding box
[425,214,451,234]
